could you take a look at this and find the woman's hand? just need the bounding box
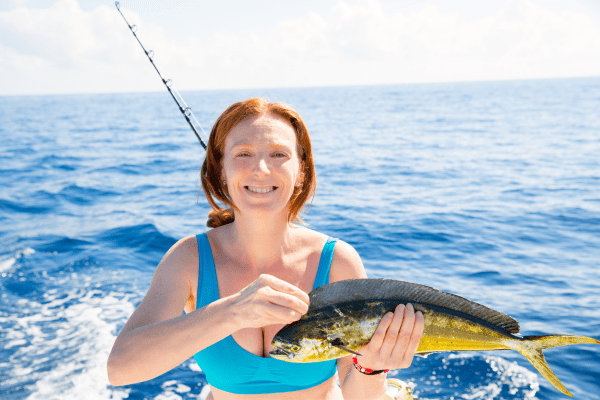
[230,274,310,329]
[356,303,424,372]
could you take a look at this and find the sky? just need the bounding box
[1,0,599,96]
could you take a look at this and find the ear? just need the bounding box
[220,171,228,189]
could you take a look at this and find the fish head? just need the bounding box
[269,336,303,361]
[269,335,332,362]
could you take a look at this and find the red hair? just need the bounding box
[201,97,316,228]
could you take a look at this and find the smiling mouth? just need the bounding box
[245,186,277,194]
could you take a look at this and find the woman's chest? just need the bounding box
[230,326,281,358]
[215,251,321,357]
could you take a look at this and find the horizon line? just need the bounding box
[2,75,599,99]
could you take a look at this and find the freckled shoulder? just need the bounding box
[291,225,328,249]
[163,235,199,273]
[117,235,200,339]
[329,239,367,283]
[160,235,200,311]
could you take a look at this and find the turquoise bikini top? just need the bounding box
[190,233,338,394]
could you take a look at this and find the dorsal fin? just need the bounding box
[308,279,520,334]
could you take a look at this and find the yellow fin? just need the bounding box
[517,345,572,397]
[517,335,599,397]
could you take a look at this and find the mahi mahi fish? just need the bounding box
[269,279,599,397]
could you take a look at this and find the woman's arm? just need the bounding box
[107,236,234,385]
[107,236,309,386]
[329,241,424,400]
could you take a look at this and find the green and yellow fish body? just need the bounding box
[270,279,599,397]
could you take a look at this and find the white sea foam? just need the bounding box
[157,379,211,400]
[0,247,35,273]
[188,360,202,373]
[158,381,194,398]
[199,384,212,400]
[3,285,134,400]
[0,257,16,273]
[392,353,540,399]
[449,354,539,400]
[4,275,213,399]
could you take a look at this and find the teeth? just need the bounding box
[247,186,275,193]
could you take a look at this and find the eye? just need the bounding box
[272,152,288,158]
[236,151,251,157]
[292,345,301,352]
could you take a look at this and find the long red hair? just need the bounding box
[201,97,316,228]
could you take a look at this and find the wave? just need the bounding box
[57,184,120,205]
[34,236,92,254]
[0,195,57,215]
[95,223,177,255]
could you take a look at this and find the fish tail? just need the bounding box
[516,335,599,397]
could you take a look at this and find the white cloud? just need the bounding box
[0,0,170,94]
[0,0,599,96]
[188,0,600,88]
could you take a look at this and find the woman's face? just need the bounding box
[221,112,303,220]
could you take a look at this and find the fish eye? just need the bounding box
[292,345,301,352]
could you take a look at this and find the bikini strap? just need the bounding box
[313,237,338,290]
[196,233,219,307]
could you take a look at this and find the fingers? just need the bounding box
[368,310,394,350]
[379,304,405,356]
[365,303,424,364]
[397,303,415,349]
[264,302,305,323]
[260,286,309,316]
[403,310,424,359]
[391,304,421,365]
[257,274,310,307]
[236,274,310,327]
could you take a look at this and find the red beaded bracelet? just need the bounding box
[352,355,389,375]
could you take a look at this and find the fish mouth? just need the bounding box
[269,347,295,359]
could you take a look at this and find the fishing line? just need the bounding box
[115,2,208,150]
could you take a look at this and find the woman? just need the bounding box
[107,98,424,400]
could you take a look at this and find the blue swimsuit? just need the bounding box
[190,233,338,394]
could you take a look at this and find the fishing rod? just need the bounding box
[115,2,208,150]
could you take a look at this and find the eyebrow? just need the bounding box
[229,142,293,150]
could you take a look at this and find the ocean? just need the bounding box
[1,77,599,399]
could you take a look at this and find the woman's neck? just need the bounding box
[226,210,297,272]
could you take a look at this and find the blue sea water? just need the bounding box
[1,77,600,400]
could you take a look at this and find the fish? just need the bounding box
[269,279,599,397]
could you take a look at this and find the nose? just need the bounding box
[253,157,270,175]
